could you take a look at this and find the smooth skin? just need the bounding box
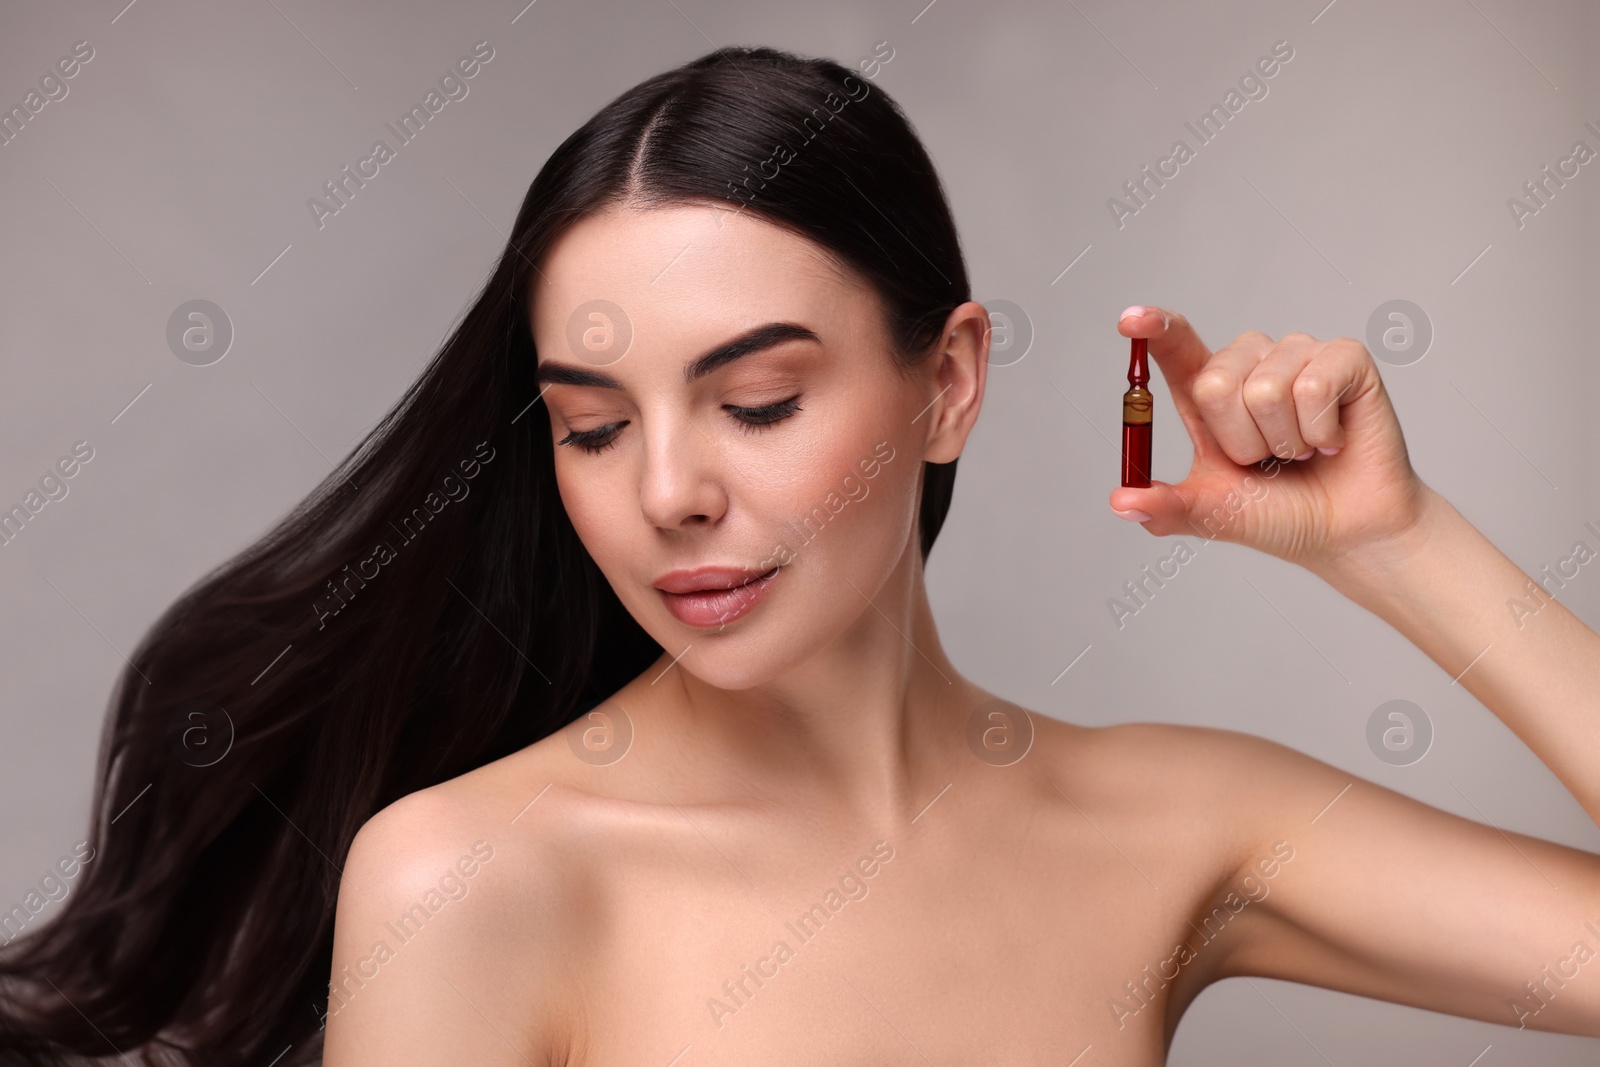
[322,203,1600,1066]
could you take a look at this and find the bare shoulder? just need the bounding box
[322,740,603,1065]
[1040,715,1349,800]
[1024,714,1351,872]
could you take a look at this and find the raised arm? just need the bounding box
[1315,482,1600,826]
[1108,305,1600,1037]
[1109,304,1600,829]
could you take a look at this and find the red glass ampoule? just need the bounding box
[1121,337,1152,488]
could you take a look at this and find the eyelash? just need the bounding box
[557,396,804,455]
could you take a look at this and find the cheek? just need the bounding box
[774,429,917,567]
[851,451,920,557]
[554,456,626,559]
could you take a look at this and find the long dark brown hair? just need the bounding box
[0,44,969,1065]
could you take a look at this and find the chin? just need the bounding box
[643,607,834,692]
[652,646,773,692]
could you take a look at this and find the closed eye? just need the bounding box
[726,395,802,432]
[556,395,803,455]
[557,422,625,455]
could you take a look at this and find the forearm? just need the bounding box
[1314,482,1600,826]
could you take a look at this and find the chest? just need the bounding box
[559,814,1228,1066]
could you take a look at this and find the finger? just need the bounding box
[1109,478,1177,527]
[1108,474,1224,538]
[1240,333,1323,465]
[1191,330,1286,467]
[1118,305,1236,466]
[1290,338,1368,454]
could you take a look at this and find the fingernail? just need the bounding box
[1112,508,1152,522]
[1294,448,1314,461]
[1317,446,1341,455]
[1119,305,1148,322]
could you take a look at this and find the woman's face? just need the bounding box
[529,202,974,691]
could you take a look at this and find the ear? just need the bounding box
[920,301,991,465]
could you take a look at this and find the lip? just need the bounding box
[654,565,781,628]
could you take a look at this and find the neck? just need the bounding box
[638,538,980,826]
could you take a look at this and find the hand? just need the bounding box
[1108,305,1431,576]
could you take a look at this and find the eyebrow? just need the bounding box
[534,321,822,389]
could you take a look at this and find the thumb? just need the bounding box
[1108,478,1214,536]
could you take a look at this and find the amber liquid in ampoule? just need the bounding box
[1121,337,1152,488]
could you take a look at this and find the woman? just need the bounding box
[4,44,1598,1067]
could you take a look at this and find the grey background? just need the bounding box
[2,0,1597,1061]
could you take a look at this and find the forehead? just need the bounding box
[529,203,862,356]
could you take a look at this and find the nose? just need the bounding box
[637,404,728,531]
